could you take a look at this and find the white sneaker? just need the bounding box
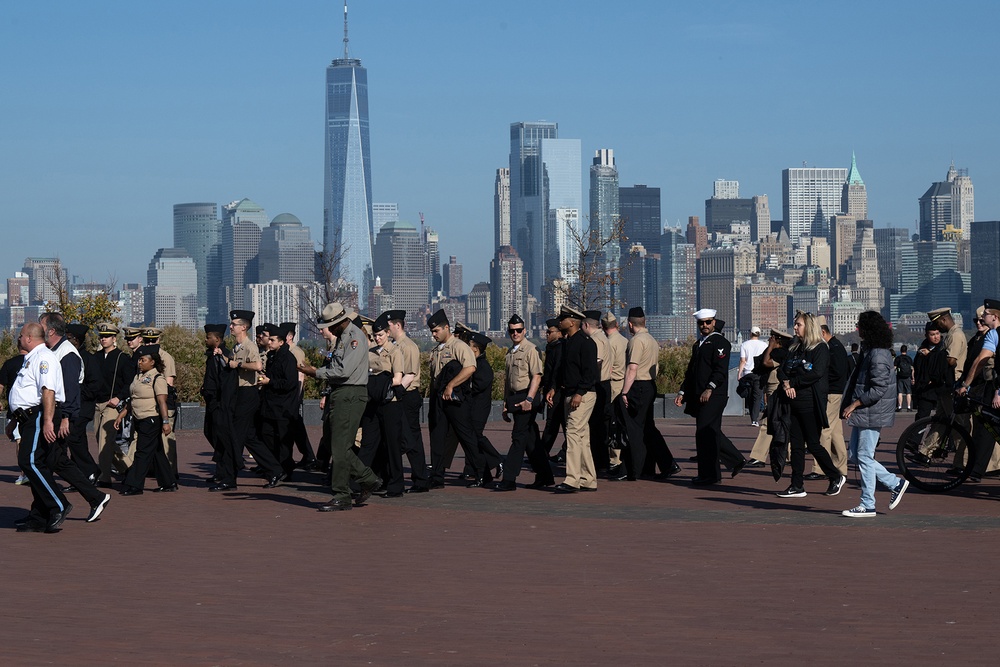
[86,493,111,522]
[14,474,29,485]
[842,505,876,518]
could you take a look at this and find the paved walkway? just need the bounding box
[1,414,997,665]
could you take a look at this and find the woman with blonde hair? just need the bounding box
[774,312,846,499]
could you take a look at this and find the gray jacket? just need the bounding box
[842,347,897,429]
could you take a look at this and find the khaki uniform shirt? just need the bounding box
[946,323,968,381]
[233,340,261,387]
[289,344,305,366]
[590,331,611,382]
[505,339,542,395]
[130,369,168,419]
[370,342,395,375]
[159,348,176,381]
[606,330,628,382]
[626,330,659,381]
[395,335,421,393]
[430,335,475,383]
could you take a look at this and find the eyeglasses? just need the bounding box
[508,328,524,334]
[697,319,713,326]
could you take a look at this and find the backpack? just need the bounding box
[895,354,913,377]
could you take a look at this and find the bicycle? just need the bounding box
[895,394,1000,492]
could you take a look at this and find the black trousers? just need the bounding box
[429,393,484,484]
[221,387,282,484]
[65,413,99,480]
[502,398,553,484]
[589,380,611,470]
[746,375,764,423]
[622,380,675,479]
[289,408,317,463]
[694,392,743,482]
[788,400,840,488]
[49,426,104,505]
[205,402,233,476]
[123,416,174,491]
[465,397,501,476]
[378,401,408,493]
[357,401,389,482]
[17,412,68,523]
[399,390,429,488]
[260,416,295,477]
[540,392,566,454]
[316,397,332,466]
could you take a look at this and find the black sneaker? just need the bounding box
[824,475,847,496]
[776,486,806,498]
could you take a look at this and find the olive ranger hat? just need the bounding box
[317,302,355,330]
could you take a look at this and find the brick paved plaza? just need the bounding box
[2,416,997,665]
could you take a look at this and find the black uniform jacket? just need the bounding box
[260,345,299,420]
[680,329,731,416]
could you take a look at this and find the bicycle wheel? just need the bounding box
[895,415,975,493]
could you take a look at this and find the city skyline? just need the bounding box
[2,1,999,289]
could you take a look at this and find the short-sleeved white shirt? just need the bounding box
[9,344,65,410]
[739,339,768,376]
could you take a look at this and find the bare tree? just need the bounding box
[555,215,634,311]
[299,240,357,340]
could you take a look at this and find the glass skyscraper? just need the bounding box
[173,202,221,325]
[510,121,558,296]
[324,40,373,307]
[541,138,582,286]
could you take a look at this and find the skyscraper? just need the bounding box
[258,213,315,284]
[659,229,697,318]
[589,149,620,254]
[372,220,428,327]
[145,248,198,329]
[217,199,264,318]
[540,137,582,286]
[324,4,373,306]
[372,203,398,236]
[494,167,510,250]
[873,227,910,315]
[841,153,868,221]
[619,185,661,256]
[490,245,525,331]
[845,219,883,312]
[509,121,558,295]
[423,227,441,300]
[713,179,740,199]
[442,256,463,297]
[173,202,221,325]
[782,167,848,241]
[971,221,1000,310]
[919,163,973,241]
[22,257,67,306]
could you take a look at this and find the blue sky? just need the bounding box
[2,0,998,289]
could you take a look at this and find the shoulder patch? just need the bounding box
[350,339,358,349]
[39,361,49,374]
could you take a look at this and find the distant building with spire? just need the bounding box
[324,1,374,307]
[842,152,867,221]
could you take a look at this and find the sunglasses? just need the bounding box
[508,328,524,334]
[697,319,714,326]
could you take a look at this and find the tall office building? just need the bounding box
[541,138,582,286]
[509,121,558,295]
[245,280,319,333]
[7,272,29,307]
[971,221,1000,310]
[697,244,755,329]
[467,282,491,331]
[173,202,221,324]
[619,244,660,315]
[705,196,754,236]
[324,5,374,306]
[751,195,771,243]
[494,168,510,250]
[659,229,697,317]
[490,245,525,331]
[423,227,441,300]
[589,149,620,266]
[145,248,198,329]
[619,185,661,256]
[830,214,857,284]
[890,240,970,323]
[713,179,740,199]
[22,257,67,306]
[841,153,868,222]
[118,283,145,326]
[442,256,463,297]
[951,165,974,240]
[372,220,429,327]
[919,163,973,241]
[372,203,398,236]
[258,214,315,284]
[686,216,708,258]
[873,227,910,313]
[217,199,264,318]
[782,166,848,241]
[845,220,883,312]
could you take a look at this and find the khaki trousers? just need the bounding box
[920,392,955,457]
[563,392,597,489]
[749,422,772,461]
[813,395,848,475]
[94,401,133,483]
[161,408,177,477]
[609,380,624,466]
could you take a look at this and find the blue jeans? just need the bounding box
[847,427,902,510]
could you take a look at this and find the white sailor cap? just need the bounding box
[693,308,717,320]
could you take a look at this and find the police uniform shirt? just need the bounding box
[233,340,262,388]
[316,322,369,386]
[395,336,422,392]
[160,348,177,381]
[505,338,542,395]
[590,330,611,382]
[430,335,476,383]
[10,344,66,411]
[626,330,660,381]
[606,330,628,383]
[129,368,168,419]
[945,323,968,381]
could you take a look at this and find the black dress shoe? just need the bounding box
[383,491,404,498]
[690,477,721,486]
[153,483,178,493]
[13,515,32,527]
[466,478,485,488]
[205,476,220,484]
[654,462,682,480]
[318,499,353,512]
[404,485,429,494]
[607,463,623,477]
[263,472,287,489]
[209,483,237,492]
[63,485,78,493]
[746,459,766,468]
[495,461,505,480]
[804,472,826,481]
[295,459,319,470]
[731,459,747,479]
[608,472,634,481]
[494,480,517,492]
[356,477,384,505]
[45,507,69,533]
[578,486,597,492]
[120,487,143,496]
[688,455,699,462]
[429,481,445,490]
[526,478,554,489]
[16,522,47,533]
[250,465,264,475]
[553,482,578,493]
[549,451,566,464]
